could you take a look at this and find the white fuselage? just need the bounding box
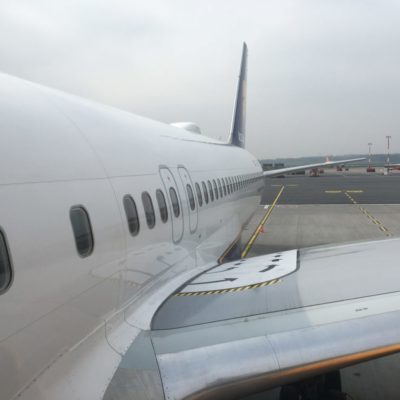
[0,73,264,399]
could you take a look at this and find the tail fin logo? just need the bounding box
[229,42,248,149]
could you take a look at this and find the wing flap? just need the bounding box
[154,310,400,400]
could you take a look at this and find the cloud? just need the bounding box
[0,0,399,157]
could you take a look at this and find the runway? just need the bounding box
[242,169,400,400]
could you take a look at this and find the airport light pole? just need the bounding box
[368,142,372,168]
[386,135,391,173]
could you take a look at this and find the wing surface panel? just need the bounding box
[105,239,400,400]
[152,238,400,329]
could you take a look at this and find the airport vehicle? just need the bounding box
[0,44,395,400]
[386,164,400,171]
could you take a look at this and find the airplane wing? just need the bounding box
[263,157,366,177]
[104,238,400,400]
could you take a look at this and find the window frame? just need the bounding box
[186,184,196,211]
[156,189,168,223]
[169,187,181,217]
[212,179,219,200]
[226,177,230,194]
[202,181,209,204]
[217,178,223,198]
[123,195,140,236]
[0,228,13,295]
[141,191,156,229]
[195,182,203,207]
[70,205,95,258]
[207,180,214,201]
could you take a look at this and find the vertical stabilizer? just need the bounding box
[229,42,248,148]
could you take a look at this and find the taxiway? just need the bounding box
[242,170,400,400]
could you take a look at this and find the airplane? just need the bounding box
[0,42,396,400]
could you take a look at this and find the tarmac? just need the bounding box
[241,168,400,400]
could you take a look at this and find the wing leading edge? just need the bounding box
[263,157,366,177]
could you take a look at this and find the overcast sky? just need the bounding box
[0,0,399,158]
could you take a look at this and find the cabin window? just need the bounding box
[156,189,168,223]
[186,184,196,210]
[195,183,203,207]
[142,192,156,229]
[0,230,12,294]
[123,195,140,236]
[212,180,219,200]
[217,179,223,197]
[169,187,180,217]
[226,177,230,194]
[207,180,214,201]
[229,177,234,192]
[222,178,227,196]
[202,181,209,204]
[70,206,94,257]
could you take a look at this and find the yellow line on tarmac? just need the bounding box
[345,192,392,237]
[241,186,285,258]
[325,190,364,194]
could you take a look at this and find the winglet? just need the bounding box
[228,42,248,148]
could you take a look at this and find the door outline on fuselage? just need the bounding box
[178,165,198,234]
[159,166,184,243]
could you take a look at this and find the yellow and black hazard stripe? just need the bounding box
[175,278,281,297]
